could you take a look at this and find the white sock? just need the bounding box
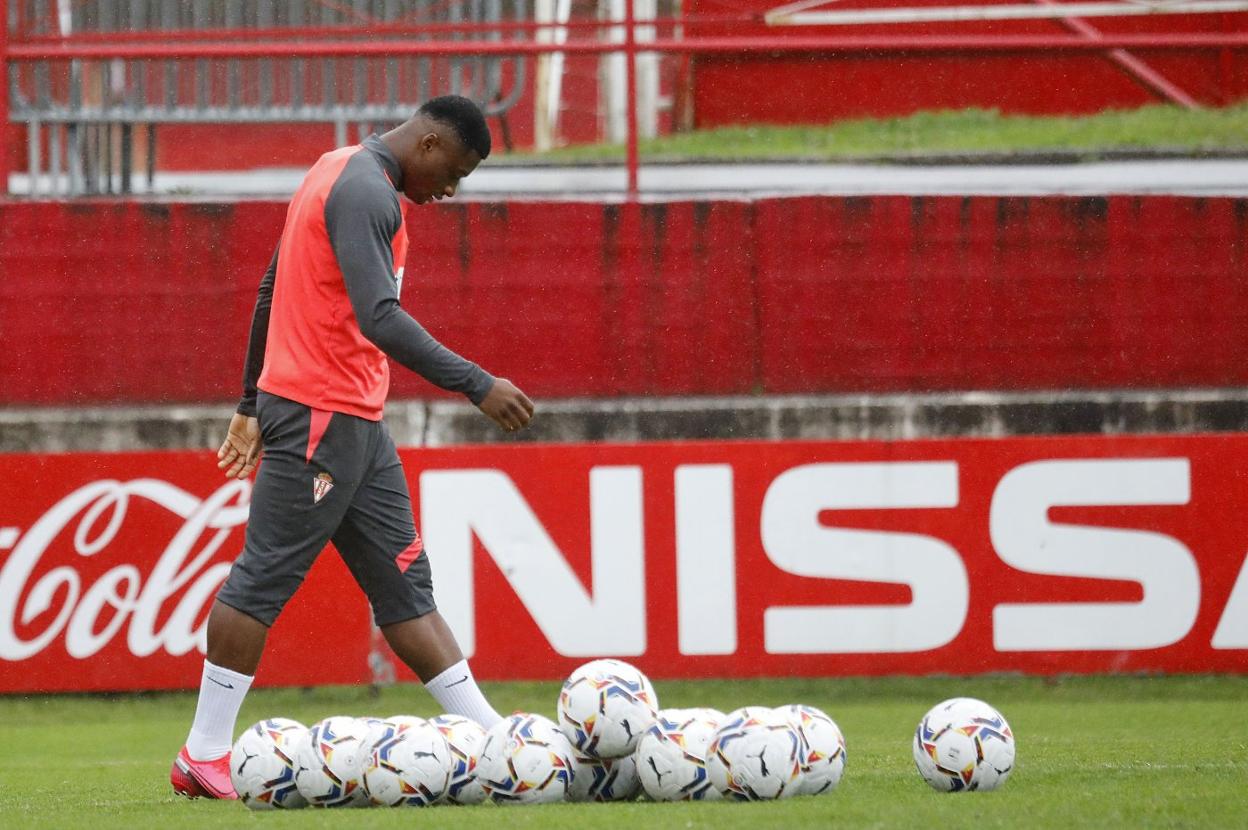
[185,660,254,761]
[424,659,501,729]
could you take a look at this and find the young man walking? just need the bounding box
[171,95,534,800]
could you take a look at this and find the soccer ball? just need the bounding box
[557,658,659,758]
[476,713,574,805]
[635,708,723,802]
[360,717,392,753]
[429,714,489,805]
[566,751,640,802]
[361,715,427,752]
[780,704,847,796]
[386,715,429,731]
[688,707,727,722]
[723,705,775,723]
[230,718,308,810]
[363,719,452,807]
[912,697,1016,792]
[706,707,803,800]
[294,716,373,807]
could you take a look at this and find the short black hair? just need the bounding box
[419,95,491,160]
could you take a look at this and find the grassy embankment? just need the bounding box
[516,104,1248,162]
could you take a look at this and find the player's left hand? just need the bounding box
[477,378,535,433]
[218,413,262,479]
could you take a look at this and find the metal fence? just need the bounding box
[6,0,529,195]
[5,1,1248,199]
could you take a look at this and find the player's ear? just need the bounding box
[419,132,440,154]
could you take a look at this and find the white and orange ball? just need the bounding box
[635,708,723,802]
[362,719,452,807]
[913,697,1015,792]
[557,658,659,759]
[476,713,574,805]
[294,716,373,807]
[779,704,847,795]
[706,707,804,801]
[230,717,309,810]
[429,714,489,805]
[566,750,641,802]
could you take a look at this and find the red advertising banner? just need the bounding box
[2,436,1246,693]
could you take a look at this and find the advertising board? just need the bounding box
[2,436,1245,692]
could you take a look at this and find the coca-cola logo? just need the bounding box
[0,478,251,661]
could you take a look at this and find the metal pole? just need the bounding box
[120,123,131,194]
[13,15,759,44]
[145,123,155,191]
[0,0,9,197]
[674,0,694,133]
[1219,12,1234,105]
[13,33,1248,60]
[27,119,38,196]
[1032,0,1200,109]
[624,0,638,198]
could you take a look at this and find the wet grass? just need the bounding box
[1,674,1245,828]
[516,104,1248,162]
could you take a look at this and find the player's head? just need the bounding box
[391,95,491,205]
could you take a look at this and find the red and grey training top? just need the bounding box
[237,135,494,421]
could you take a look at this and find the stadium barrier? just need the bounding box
[690,0,1248,127]
[4,0,529,196]
[1,436,1246,693]
[6,389,1248,455]
[4,8,1248,195]
[2,195,1247,406]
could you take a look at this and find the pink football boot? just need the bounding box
[170,745,238,800]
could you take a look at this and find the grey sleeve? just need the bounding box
[323,165,495,405]
[237,244,279,418]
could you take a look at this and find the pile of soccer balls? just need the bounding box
[229,657,1015,809]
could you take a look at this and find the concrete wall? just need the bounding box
[5,389,1247,453]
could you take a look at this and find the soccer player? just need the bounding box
[170,96,534,800]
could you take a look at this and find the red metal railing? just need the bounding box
[0,3,8,197]
[625,0,641,195]
[6,16,764,43]
[9,32,1248,58]
[3,0,1248,199]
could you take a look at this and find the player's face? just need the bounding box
[405,133,480,205]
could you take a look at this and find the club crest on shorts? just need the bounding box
[312,471,335,503]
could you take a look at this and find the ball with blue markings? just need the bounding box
[476,713,574,805]
[230,717,309,810]
[557,658,659,759]
[912,697,1015,792]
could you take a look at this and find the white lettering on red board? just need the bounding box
[0,479,249,661]
[990,459,1200,651]
[2,455,1246,666]
[675,464,737,656]
[419,459,1242,658]
[761,462,968,654]
[420,467,646,658]
[1212,555,1248,649]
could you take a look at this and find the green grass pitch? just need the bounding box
[1,675,1244,829]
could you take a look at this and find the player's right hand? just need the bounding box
[477,378,535,433]
[218,413,262,479]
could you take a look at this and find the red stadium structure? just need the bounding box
[2,0,1247,189]
[2,2,1247,692]
[3,437,1248,692]
[2,195,1247,405]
